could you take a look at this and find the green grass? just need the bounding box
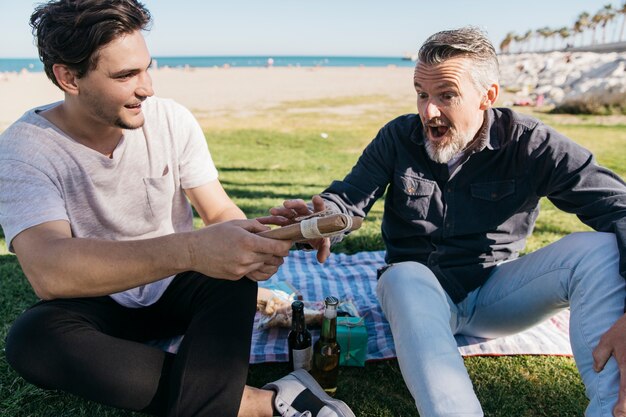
[0,101,624,416]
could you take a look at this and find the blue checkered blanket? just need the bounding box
[252,250,571,363]
[157,250,572,362]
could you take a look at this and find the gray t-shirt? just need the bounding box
[0,96,217,307]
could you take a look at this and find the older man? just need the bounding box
[267,27,626,417]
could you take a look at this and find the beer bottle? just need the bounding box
[288,300,312,371]
[311,296,340,396]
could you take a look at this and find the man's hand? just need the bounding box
[189,219,292,281]
[593,313,626,417]
[257,195,331,263]
[12,218,290,299]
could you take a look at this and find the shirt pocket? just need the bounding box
[143,167,175,220]
[470,180,515,202]
[469,180,517,228]
[392,173,435,220]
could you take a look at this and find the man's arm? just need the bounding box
[260,119,405,262]
[185,179,287,281]
[13,218,291,300]
[185,180,245,225]
[538,131,626,278]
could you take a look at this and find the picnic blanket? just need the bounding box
[157,250,572,361]
[250,250,572,363]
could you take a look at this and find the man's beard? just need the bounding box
[114,116,144,130]
[82,90,145,130]
[423,127,473,164]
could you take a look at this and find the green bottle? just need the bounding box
[288,300,312,371]
[311,296,340,396]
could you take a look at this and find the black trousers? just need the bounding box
[5,272,258,417]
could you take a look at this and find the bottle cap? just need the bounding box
[324,296,339,306]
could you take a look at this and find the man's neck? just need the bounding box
[448,110,490,175]
[40,102,123,158]
[466,110,490,154]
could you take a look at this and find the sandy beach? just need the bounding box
[0,66,416,132]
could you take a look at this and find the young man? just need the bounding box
[0,1,356,416]
[266,27,626,417]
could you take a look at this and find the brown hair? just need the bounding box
[30,0,152,89]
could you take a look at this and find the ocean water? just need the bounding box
[0,56,415,73]
[0,59,44,72]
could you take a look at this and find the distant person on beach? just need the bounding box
[0,1,356,417]
[265,27,626,417]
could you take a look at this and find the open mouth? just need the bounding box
[125,102,142,110]
[426,124,450,140]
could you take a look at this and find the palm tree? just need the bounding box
[537,26,552,51]
[618,2,626,42]
[522,30,534,52]
[591,10,603,44]
[577,12,591,45]
[500,32,515,54]
[545,28,558,51]
[558,27,572,49]
[513,30,533,53]
[573,20,584,47]
[599,4,615,44]
[513,34,525,53]
[533,29,543,51]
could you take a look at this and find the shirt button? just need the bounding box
[491,192,498,199]
[447,187,452,193]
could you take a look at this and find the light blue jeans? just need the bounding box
[376,232,624,417]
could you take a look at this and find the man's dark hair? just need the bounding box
[30,0,152,89]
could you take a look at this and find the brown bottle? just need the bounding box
[288,300,312,371]
[311,296,340,396]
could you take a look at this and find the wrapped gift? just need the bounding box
[258,213,362,242]
[337,316,367,367]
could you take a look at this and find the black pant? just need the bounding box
[5,272,258,417]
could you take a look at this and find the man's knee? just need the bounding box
[188,273,257,304]
[220,276,257,308]
[5,305,67,388]
[378,262,442,297]
[561,232,620,284]
[562,231,618,260]
[233,278,258,317]
[189,275,258,323]
[377,261,449,314]
[7,307,43,368]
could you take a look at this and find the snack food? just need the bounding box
[256,286,360,330]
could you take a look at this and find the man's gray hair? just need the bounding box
[418,27,499,92]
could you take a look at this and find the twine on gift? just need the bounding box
[300,213,353,239]
[338,317,365,362]
[294,209,336,222]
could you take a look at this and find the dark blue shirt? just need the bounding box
[321,108,626,303]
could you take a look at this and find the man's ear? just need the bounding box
[480,83,499,110]
[52,64,80,95]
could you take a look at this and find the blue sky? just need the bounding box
[0,0,621,58]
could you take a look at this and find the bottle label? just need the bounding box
[292,346,312,370]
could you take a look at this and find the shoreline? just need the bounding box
[0,55,416,74]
